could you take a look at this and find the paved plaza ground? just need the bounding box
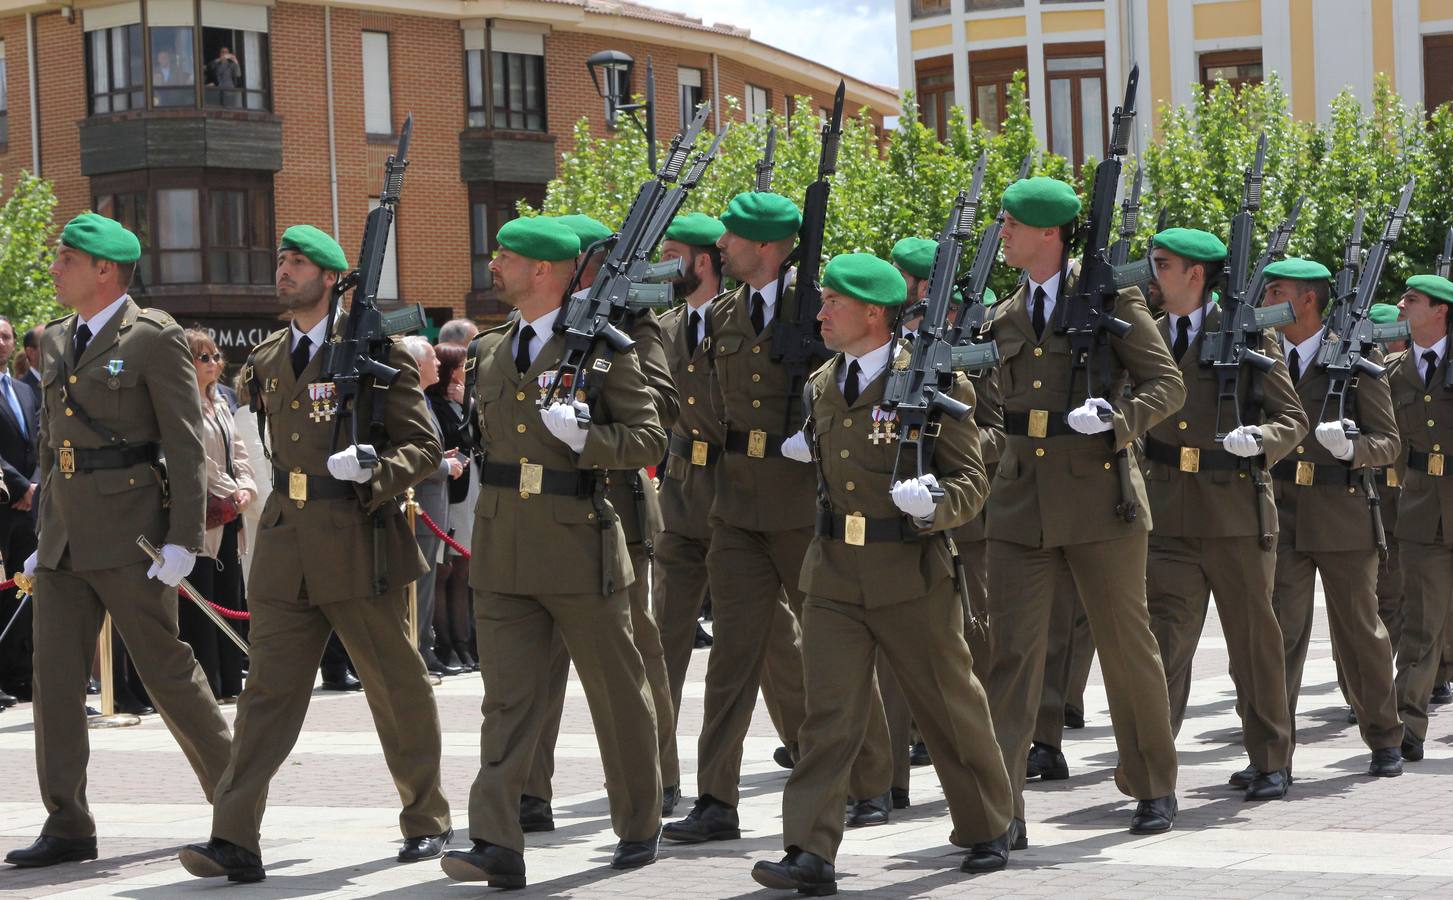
[4,588,1453,898]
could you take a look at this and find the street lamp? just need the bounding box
[586,49,657,174]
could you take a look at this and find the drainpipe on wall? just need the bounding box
[325,6,340,238]
[26,12,40,174]
[711,52,720,132]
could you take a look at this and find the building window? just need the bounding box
[367,198,399,300]
[679,67,704,128]
[157,188,202,283]
[148,0,197,108]
[969,49,1024,134]
[0,40,7,145]
[201,0,271,110]
[464,27,546,132]
[207,188,274,285]
[363,31,392,135]
[916,66,954,140]
[1199,49,1263,92]
[911,0,953,17]
[1425,34,1453,114]
[966,0,1022,9]
[470,202,491,290]
[87,23,145,114]
[1044,47,1106,169]
[94,191,151,286]
[746,84,770,124]
[468,181,547,293]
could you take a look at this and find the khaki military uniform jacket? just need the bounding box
[1272,342,1399,552]
[603,310,675,545]
[1145,305,1307,538]
[708,282,825,532]
[983,280,1185,548]
[956,367,1003,543]
[37,298,207,571]
[1389,349,1453,545]
[468,317,667,596]
[659,302,723,541]
[244,320,438,603]
[798,349,988,608]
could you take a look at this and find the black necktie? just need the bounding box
[1031,286,1047,340]
[291,334,312,378]
[515,324,536,374]
[1172,316,1191,361]
[751,292,766,336]
[1288,347,1301,383]
[1425,350,1440,388]
[844,360,862,406]
[74,323,92,363]
[687,310,701,357]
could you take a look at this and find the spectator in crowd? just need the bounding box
[0,316,38,708]
[426,342,477,671]
[436,318,478,349]
[17,325,43,391]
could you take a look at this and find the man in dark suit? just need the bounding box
[0,315,39,707]
[18,324,44,392]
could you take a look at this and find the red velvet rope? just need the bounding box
[418,509,471,559]
[1,576,250,620]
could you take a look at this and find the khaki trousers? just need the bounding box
[1395,539,1453,742]
[1377,533,1405,651]
[526,544,680,799]
[210,588,450,854]
[782,585,1012,862]
[468,588,659,854]
[987,535,1178,819]
[33,560,232,838]
[1032,570,1094,746]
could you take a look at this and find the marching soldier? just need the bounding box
[443,216,665,888]
[981,177,1184,843]
[1368,302,1407,658]
[1140,229,1304,799]
[179,225,452,882]
[1387,273,1453,763]
[750,253,1013,896]
[6,214,232,869]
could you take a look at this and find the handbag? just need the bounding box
[206,494,241,529]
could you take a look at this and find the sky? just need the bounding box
[640,0,900,89]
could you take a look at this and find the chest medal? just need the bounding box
[308,381,338,423]
[870,407,899,445]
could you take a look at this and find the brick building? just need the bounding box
[0,0,895,353]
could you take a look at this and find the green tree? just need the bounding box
[0,172,61,327]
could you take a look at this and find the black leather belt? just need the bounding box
[668,431,723,467]
[481,461,594,497]
[273,467,359,501]
[724,428,786,459]
[1408,450,1447,477]
[815,509,920,545]
[1269,459,1357,487]
[1002,410,1078,438]
[57,442,158,474]
[1142,437,1243,473]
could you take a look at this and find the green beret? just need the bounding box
[62,213,141,264]
[553,214,613,252]
[496,217,581,262]
[720,192,802,242]
[822,253,907,307]
[1367,303,1402,324]
[1152,227,1228,263]
[1263,257,1332,282]
[1001,177,1081,228]
[1407,274,1453,305]
[279,224,349,273]
[664,212,725,247]
[890,237,938,280]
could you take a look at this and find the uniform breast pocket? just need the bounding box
[993,334,1026,396]
[475,380,504,441]
[83,364,139,418]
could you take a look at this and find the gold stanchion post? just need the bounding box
[404,489,439,685]
[90,613,140,729]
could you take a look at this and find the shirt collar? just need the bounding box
[1026,271,1062,306]
[746,278,781,311]
[78,294,130,337]
[1168,303,1207,334]
[290,313,331,352]
[844,338,895,387]
[520,306,560,339]
[1414,335,1448,361]
[1283,326,1325,368]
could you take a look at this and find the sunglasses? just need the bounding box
[195,353,222,363]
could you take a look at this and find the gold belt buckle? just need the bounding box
[747,429,768,459]
[691,440,709,466]
[1386,467,1400,487]
[519,463,544,495]
[289,471,308,502]
[1028,409,1049,439]
[58,447,76,474]
[1295,460,1315,486]
[844,513,867,547]
[1430,453,1445,477]
[1179,447,1200,473]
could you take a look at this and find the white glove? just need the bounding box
[1222,424,1264,458]
[22,550,36,579]
[326,444,375,484]
[1314,420,1356,461]
[1066,398,1114,435]
[891,474,940,521]
[781,431,813,463]
[542,401,590,453]
[146,543,196,588]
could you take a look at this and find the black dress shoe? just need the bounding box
[661,783,681,817]
[961,827,1010,872]
[5,835,98,868]
[891,787,910,809]
[694,622,713,649]
[320,671,362,691]
[1064,705,1085,729]
[1347,707,1358,725]
[441,840,526,888]
[519,794,554,833]
[424,652,464,678]
[178,837,265,882]
[1008,817,1028,850]
[398,828,452,862]
[908,740,931,766]
[1129,795,1177,834]
[1368,746,1404,777]
[751,849,837,896]
[773,745,795,769]
[845,792,890,828]
[0,688,16,708]
[662,795,740,843]
[1026,741,1068,780]
[1402,730,1425,762]
[1433,682,1453,705]
[1228,763,1258,788]
[611,829,659,870]
[1244,768,1290,801]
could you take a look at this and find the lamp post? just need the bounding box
[586,49,657,174]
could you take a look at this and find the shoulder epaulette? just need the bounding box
[45,313,74,329]
[135,307,176,328]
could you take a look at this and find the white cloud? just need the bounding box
[636,0,900,89]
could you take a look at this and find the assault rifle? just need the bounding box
[1438,226,1453,279]
[756,124,777,192]
[771,81,845,433]
[952,153,1031,338]
[1332,207,1367,305]
[542,103,727,420]
[1243,194,1305,310]
[1110,164,1143,268]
